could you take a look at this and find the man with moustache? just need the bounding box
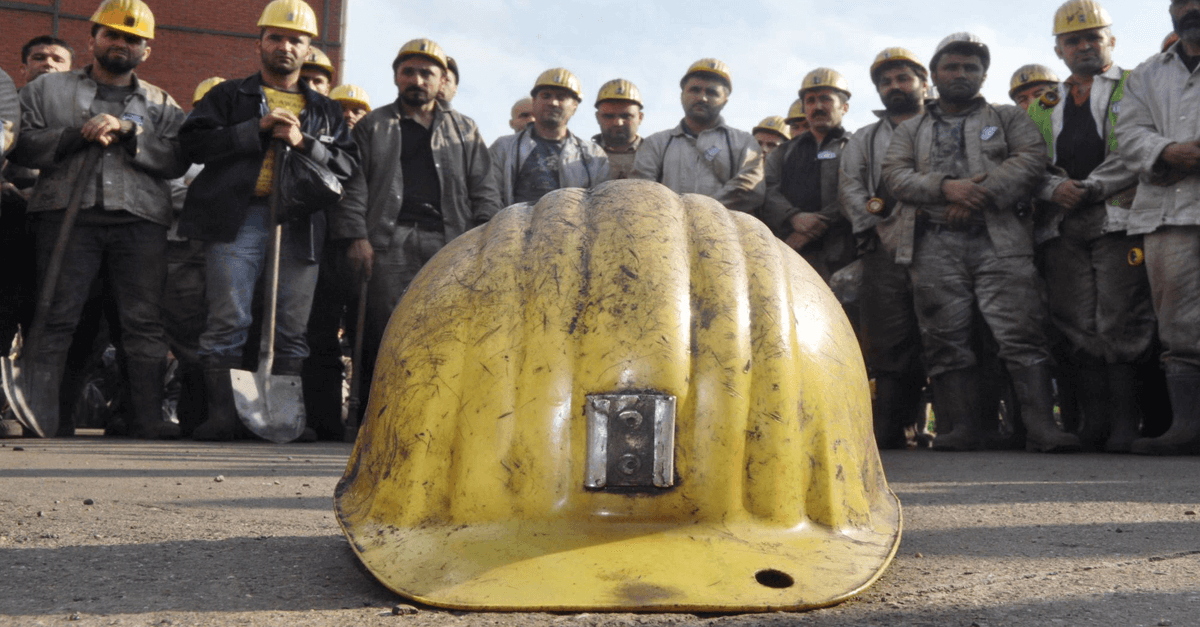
[491,68,608,206]
[762,68,855,281]
[178,0,357,440]
[882,33,1079,453]
[634,58,763,214]
[839,49,930,448]
[592,79,644,180]
[332,38,500,429]
[10,0,188,439]
[1115,0,1200,455]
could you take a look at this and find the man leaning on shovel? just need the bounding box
[178,0,357,441]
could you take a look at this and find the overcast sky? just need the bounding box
[340,0,1171,144]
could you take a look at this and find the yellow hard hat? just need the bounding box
[1009,64,1061,99]
[752,115,790,140]
[785,98,807,122]
[257,0,318,38]
[1053,0,1112,36]
[393,38,448,72]
[330,84,371,111]
[531,67,582,100]
[594,78,642,108]
[90,0,155,40]
[799,67,851,101]
[192,76,225,105]
[870,47,927,85]
[931,31,991,71]
[302,48,334,76]
[680,58,732,91]
[335,179,901,612]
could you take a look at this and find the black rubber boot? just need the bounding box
[192,366,246,441]
[1131,370,1200,456]
[126,358,180,440]
[932,367,983,451]
[1008,363,1082,453]
[1075,365,1111,451]
[1104,364,1141,453]
[872,375,910,449]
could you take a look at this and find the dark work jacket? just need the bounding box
[177,73,358,254]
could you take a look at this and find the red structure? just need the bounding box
[0,0,347,108]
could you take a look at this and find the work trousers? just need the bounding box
[302,239,357,437]
[860,240,923,377]
[1144,225,1200,373]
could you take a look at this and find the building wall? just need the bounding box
[0,0,346,109]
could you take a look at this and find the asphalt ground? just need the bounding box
[2,433,1198,627]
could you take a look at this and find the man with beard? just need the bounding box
[761,68,855,281]
[178,0,357,441]
[593,79,644,180]
[881,33,1079,453]
[839,48,930,448]
[1010,64,1061,111]
[332,38,499,431]
[9,0,187,439]
[491,68,608,206]
[633,59,763,214]
[1116,0,1200,455]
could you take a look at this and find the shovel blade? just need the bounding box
[2,353,57,439]
[230,368,306,443]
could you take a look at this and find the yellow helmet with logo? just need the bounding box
[752,115,790,140]
[594,78,642,108]
[1053,0,1112,36]
[799,67,851,101]
[90,0,155,40]
[1009,64,1061,99]
[335,180,901,612]
[302,48,334,76]
[680,58,732,91]
[531,67,583,101]
[330,84,371,111]
[870,47,927,85]
[931,32,991,71]
[785,98,806,122]
[192,76,225,105]
[257,0,319,38]
[392,38,449,72]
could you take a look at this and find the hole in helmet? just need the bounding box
[754,569,795,589]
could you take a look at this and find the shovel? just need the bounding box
[342,276,369,443]
[230,140,305,443]
[2,145,103,438]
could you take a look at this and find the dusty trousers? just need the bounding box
[1144,226,1200,373]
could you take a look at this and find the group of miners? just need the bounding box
[1,0,1198,456]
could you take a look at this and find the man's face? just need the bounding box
[532,87,579,128]
[1172,0,1200,44]
[394,57,444,107]
[257,28,310,76]
[300,68,331,95]
[510,100,535,131]
[1055,27,1115,76]
[439,72,458,102]
[876,65,925,115]
[803,87,849,135]
[21,44,71,83]
[1011,83,1057,111]
[341,103,368,129]
[595,101,642,146]
[753,131,785,156]
[933,52,986,105]
[90,27,149,75]
[788,118,809,137]
[680,76,729,127]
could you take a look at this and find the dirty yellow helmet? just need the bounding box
[594,78,642,108]
[680,57,732,91]
[90,0,155,40]
[1053,0,1112,36]
[531,67,582,101]
[192,77,224,105]
[799,67,851,101]
[1009,64,1061,99]
[870,47,927,85]
[931,31,991,72]
[392,37,448,72]
[257,0,318,38]
[330,84,371,111]
[335,179,901,612]
[302,48,334,76]
[785,98,807,122]
[752,115,790,140]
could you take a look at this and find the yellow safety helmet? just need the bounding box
[785,98,807,122]
[192,76,225,105]
[680,57,732,91]
[302,48,334,77]
[931,31,991,72]
[799,67,851,101]
[1053,0,1112,36]
[752,115,790,140]
[257,0,319,38]
[392,37,448,72]
[1009,64,1061,99]
[594,78,642,108]
[870,47,927,85]
[335,179,901,612]
[90,0,155,40]
[330,84,371,111]
[531,67,583,101]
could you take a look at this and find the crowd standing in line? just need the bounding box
[1,0,1198,457]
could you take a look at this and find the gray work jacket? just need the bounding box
[489,124,609,207]
[11,67,186,226]
[0,68,17,158]
[881,98,1047,264]
[632,117,764,214]
[839,112,896,237]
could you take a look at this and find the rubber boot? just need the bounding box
[1104,364,1141,453]
[932,367,983,451]
[1131,370,1200,456]
[1074,365,1111,451]
[126,358,179,440]
[872,375,909,449]
[192,366,245,441]
[174,362,207,439]
[1008,363,1082,453]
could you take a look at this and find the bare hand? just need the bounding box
[945,203,974,228]
[784,231,814,251]
[260,109,304,148]
[942,174,994,212]
[272,123,304,148]
[788,212,829,238]
[1051,179,1089,210]
[347,238,375,282]
[81,113,129,146]
[1160,142,1200,173]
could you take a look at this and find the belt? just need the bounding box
[920,221,986,236]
